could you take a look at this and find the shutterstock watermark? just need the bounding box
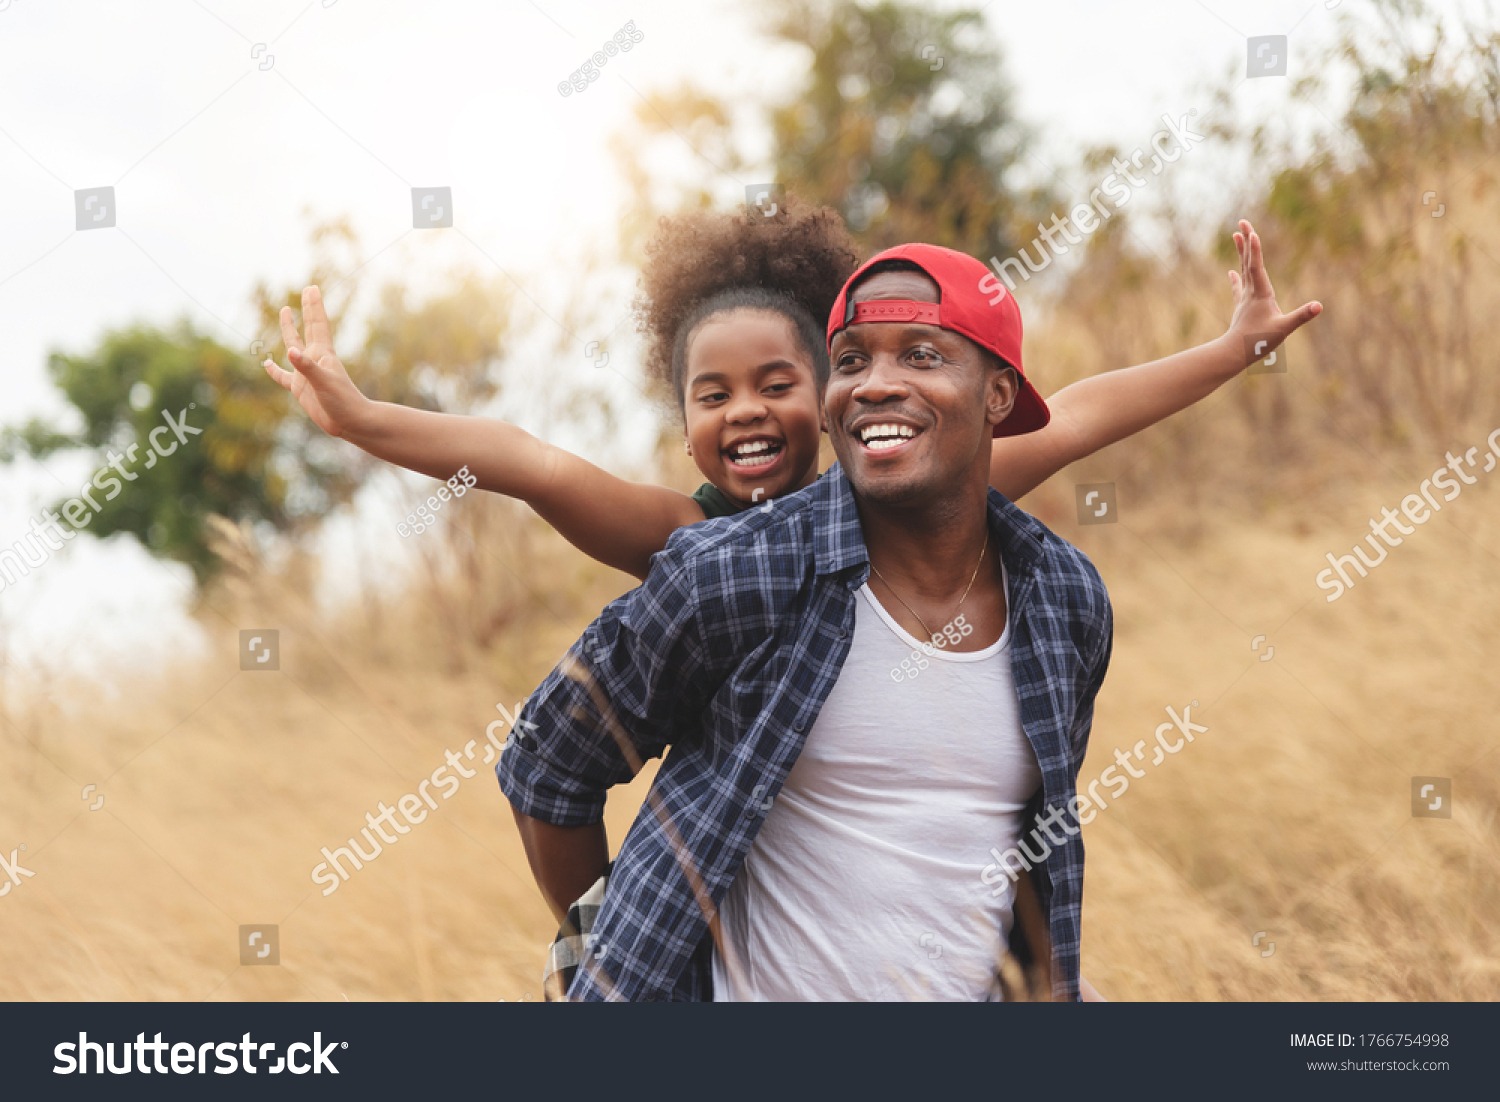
[979,700,1207,891]
[311,699,530,895]
[977,110,1206,301]
[0,844,35,898]
[1315,429,1500,602]
[0,406,202,595]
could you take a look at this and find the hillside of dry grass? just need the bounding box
[2,399,1497,1001]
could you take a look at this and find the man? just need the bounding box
[498,243,1112,1001]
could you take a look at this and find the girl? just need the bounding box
[263,198,1316,582]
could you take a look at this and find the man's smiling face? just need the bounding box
[825,267,1018,506]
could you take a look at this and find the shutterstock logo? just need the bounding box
[1248,35,1288,78]
[310,698,529,896]
[1076,483,1117,525]
[54,1032,345,1075]
[1316,430,1500,602]
[0,844,36,897]
[74,186,115,230]
[411,187,452,229]
[239,925,280,965]
[746,183,786,224]
[1411,777,1451,819]
[239,630,279,671]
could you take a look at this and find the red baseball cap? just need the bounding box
[826,243,1049,437]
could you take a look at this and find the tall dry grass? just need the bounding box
[1010,18,1500,996]
[2,438,1496,1000]
[0,496,652,1002]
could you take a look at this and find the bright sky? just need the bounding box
[0,0,1477,678]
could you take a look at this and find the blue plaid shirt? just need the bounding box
[498,463,1112,1001]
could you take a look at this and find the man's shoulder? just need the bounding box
[1036,522,1108,596]
[990,493,1110,618]
[638,490,823,645]
[660,483,820,570]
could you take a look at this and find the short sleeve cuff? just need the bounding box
[496,741,608,827]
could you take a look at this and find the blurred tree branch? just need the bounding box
[611,0,1052,260]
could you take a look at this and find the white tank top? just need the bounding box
[712,567,1041,1001]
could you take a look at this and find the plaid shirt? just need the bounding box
[498,462,1112,1001]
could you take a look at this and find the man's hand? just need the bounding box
[261,285,370,439]
[1226,218,1322,368]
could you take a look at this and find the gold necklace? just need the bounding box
[868,528,989,642]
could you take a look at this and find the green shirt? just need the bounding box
[691,482,747,519]
[692,473,836,519]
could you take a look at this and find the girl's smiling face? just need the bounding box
[682,309,825,510]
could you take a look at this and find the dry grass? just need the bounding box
[0,498,655,1003]
[1027,436,1500,1000]
[2,418,1498,1001]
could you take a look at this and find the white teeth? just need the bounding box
[733,452,778,468]
[858,423,919,445]
[728,440,782,466]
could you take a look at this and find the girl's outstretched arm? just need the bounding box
[989,219,1322,501]
[264,285,704,581]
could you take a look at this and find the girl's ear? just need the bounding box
[684,438,693,456]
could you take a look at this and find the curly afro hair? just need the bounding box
[635,194,860,413]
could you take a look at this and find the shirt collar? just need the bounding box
[811,463,869,578]
[813,461,1048,581]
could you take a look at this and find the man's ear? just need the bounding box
[986,364,1020,432]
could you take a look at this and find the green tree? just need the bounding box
[4,323,325,583]
[3,224,513,584]
[613,0,1046,259]
[767,0,1039,258]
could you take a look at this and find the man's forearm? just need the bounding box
[510,807,610,924]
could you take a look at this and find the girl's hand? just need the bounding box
[1226,218,1322,368]
[261,285,370,439]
